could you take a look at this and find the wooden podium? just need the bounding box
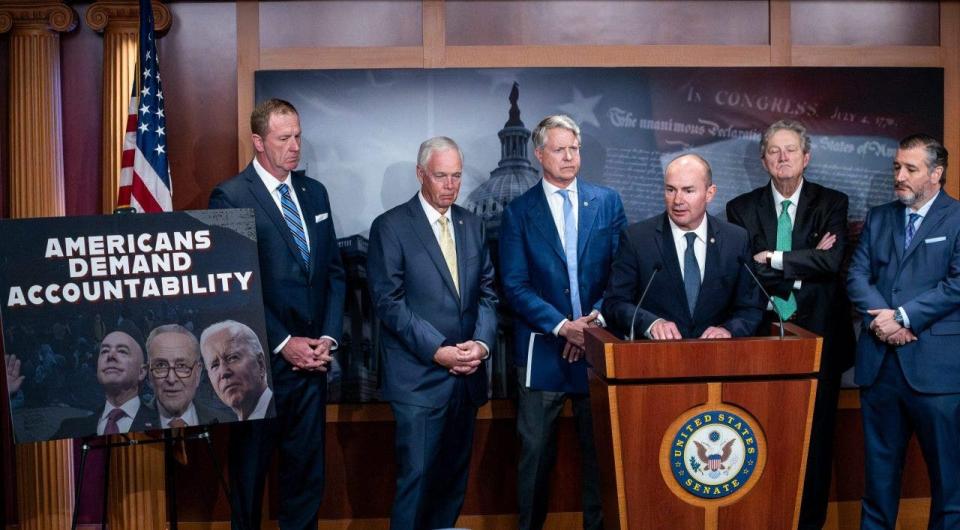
[585,324,821,530]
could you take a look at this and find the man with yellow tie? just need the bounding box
[367,136,498,530]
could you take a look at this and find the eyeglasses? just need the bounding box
[150,360,199,379]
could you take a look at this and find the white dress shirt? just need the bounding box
[898,190,940,328]
[253,158,338,353]
[160,402,199,428]
[97,396,141,435]
[245,387,274,421]
[770,180,803,293]
[644,216,708,338]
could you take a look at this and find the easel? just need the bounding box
[69,426,230,530]
[69,206,232,530]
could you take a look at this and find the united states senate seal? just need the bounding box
[660,405,766,503]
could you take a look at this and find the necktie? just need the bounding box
[438,216,459,295]
[905,212,921,249]
[683,232,701,314]
[559,190,582,319]
[169,417,188,428]
[104,408,127,435]
[773,199,798,320]
[168,418,189,465]
[277,183,310,266]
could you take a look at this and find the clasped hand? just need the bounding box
[435,341,485,376]
[867,308,917,346]
[559,310,601,363]
[281,336,334,372]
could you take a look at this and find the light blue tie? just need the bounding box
[683,232,701,314]
[905,212,921,249]
[277,183,310,265]
[559,189,582,319]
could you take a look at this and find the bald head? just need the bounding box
[665,153,713,187]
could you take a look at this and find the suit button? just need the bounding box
[307,320,313,327]
[563,288,570,294]
[567,314,573,320]
[892,288,900,294]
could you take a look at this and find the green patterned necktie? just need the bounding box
[772,199,798,320]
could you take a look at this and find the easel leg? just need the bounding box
[71,440,90,530]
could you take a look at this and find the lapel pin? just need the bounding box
[710,237,715,244]
[459,220,463,225]
[583,201,588,206]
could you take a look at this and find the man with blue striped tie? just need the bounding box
[209,98,345,530]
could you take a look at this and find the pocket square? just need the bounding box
[925,236,946,244]
[315,213,329,223]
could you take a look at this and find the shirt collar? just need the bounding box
[908,190,940,218]
[770,178,803,207]
[101,396,141,422]
[253,157,291,193]
[247,387,273,420]
[418,191,453,226]
[668,215,708,243]
[159,402,198,426]
[542,178,578,198]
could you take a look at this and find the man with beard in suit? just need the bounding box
[726,119,855,530]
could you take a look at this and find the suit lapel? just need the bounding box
[452,208,468,308]
[577,183,599,261]
[406,197,460,302]
[792,182,816,249]
[655,215,686,310]
[244,169,308,273]
[291,175,318,277]
[756,186,778,250]
[903,193,949,262]
[528,187,566,262]
[697,217,721,318]
[893,203,907,263]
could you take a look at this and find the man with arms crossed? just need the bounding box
[603,154,762,340]
[209,98,345,530]
[368,137,497,530]
[726,120,855,530]
[847,134,960,530]
[499,114,626,530]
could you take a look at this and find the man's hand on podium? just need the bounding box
[700,326,732,339]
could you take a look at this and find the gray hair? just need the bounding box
[900,133,949,185]
[146,324,200,362]
[760,119,811,157]
[199,320,264,365]
[531,114,581,150]
[417,136,463,168]
[666,153,714,187]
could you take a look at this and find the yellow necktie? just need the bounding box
[438,216,459,295]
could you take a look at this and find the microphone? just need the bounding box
[738,256,784,339]
[628,263,662,341]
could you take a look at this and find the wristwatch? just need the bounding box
[893,308,905,326]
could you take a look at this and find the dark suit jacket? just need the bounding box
[726,180,855,374]
[499,180,627,367]
[603,213,763,339]
[194,400,236,425]
[367,195,498,409]
[848,191,960,393]
[209,164,346,388]
[53,399,160,439]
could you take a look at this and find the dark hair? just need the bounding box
[250,98,298,138]
[899,134,948,185]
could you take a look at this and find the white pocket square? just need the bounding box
[315,213,329,223]
[925,236,946,244]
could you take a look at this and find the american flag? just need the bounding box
[117,0,172,213]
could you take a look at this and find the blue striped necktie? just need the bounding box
[558,189,582,319]
[905,212,921,249]
[277,183,310,265]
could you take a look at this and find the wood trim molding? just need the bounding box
[444,44,772,67]
[421,0,445,68]
[259,46,424,70]
[769,0,791,66]
[236,0,258,169]
[941,0,959,196]
[791,45,943,66]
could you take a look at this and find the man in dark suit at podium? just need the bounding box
[367,136,497,530]
[209,98,345,530]
[603,153,762,340]
[726,120,854,530]
[848,134,960,530]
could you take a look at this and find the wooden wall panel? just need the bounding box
[159,2,238,211]
[60,3,103,217]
